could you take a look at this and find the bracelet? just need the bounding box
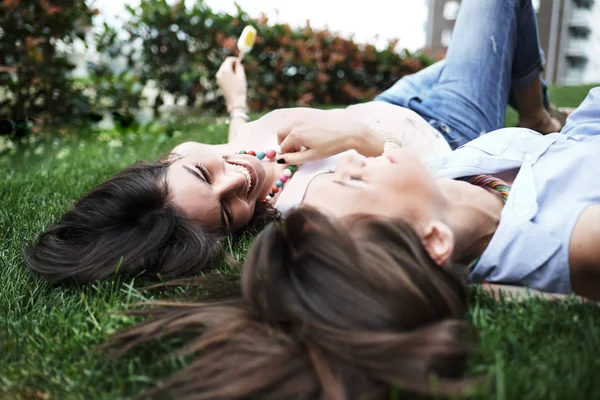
[227,105,248,113]
[228,108,249,123]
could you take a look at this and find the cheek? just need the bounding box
[304,191,371,218]
[232,200,255,227]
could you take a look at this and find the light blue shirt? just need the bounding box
[425,88,600,294]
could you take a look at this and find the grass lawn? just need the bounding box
[2,85,600,400]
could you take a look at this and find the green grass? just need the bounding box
[1,86,600,399]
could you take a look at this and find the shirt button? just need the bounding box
[524,153,532,161]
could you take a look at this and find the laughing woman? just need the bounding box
[25,0,561,283]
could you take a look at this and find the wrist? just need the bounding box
[356,123,385,157]
[226,96,247,113]
[333,109,374,156]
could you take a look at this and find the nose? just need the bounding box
[214,168,247,199]
[334,150,367,181]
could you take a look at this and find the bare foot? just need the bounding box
[518,109,562,134]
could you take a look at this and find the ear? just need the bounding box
[422,221,454,266]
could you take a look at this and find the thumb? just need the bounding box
[277,148,322,166]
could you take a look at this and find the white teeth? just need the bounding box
[233,164,252,192]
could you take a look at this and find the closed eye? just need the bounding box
[194,164,211,183]
[222,199,234,229]
[193,164,234,230]
[333,176,364,189]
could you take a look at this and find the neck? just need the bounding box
[437,179,504,265]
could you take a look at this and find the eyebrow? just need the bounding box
[183,165,229,230]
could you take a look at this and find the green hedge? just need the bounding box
[0,0,433,136]
[125,0,434,113]
[0,0,96,134]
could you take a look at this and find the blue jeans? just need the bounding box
[375,0,549,149]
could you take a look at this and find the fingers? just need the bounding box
[216,57,239,78]
[235,59,245,75]
[277,126,317,164]
[277,129,306,154]
[223,56,237,68]
[276,125,291,144]
[277,148,320,165]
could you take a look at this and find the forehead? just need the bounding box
[166,161,221,229]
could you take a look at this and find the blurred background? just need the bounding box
[0,0,598,137]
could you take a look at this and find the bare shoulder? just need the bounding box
[259,107,329,122]
[569,204,600,301]
[171,141,201,155]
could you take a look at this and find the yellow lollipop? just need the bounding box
[237,25,257,60]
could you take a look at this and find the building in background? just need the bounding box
[425,0,600,85]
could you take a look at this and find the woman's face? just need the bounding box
[302,149,444,228]
[166,142,270,232]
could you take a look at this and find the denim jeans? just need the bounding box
[375,0,548,149]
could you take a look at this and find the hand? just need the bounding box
[276,109,383,165]
[216,57,247,112]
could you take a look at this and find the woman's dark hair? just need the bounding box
[112,207,475,399]
[23,159,278,284]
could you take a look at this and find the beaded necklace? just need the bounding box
[457,174,511,271]
[237,147,298,203]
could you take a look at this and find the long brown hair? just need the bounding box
[23,157,279,284]
[112,207,475,399]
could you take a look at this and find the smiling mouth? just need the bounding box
[227,161,257,197]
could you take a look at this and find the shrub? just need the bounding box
[0,0,96,135]
[124,0,433,113]
[85,23,146,129]
[0,0,434,137]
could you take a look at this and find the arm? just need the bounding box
[276,102,450,165]
[227,103,248,142]
[561,87,600,139]
[568,204,600,301]
[275,107,384,163]
[216,57,249,142]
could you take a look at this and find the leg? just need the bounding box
[374,61,445,108]
[513,78,561,134]
[409,0,547,149]
[509,12,560,133]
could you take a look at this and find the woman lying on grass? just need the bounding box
[114,130,600,397]
[25,0,562,284]
[112,207,475,399]
[301,82,600,301]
